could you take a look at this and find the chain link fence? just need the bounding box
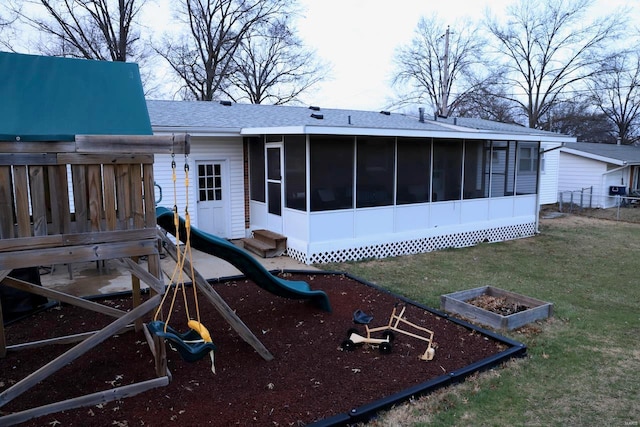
[556,186,640,223]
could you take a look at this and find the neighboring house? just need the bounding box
[147,100,574,264]
[559,142,640,209]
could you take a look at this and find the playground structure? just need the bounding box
[0,51,334,425]
[342,305,436,361]
[0,134,187,424]
[0,135,333,425]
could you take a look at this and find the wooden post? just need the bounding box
[0,270,11,358]
[131,256,142,332]
[0,296,6,358]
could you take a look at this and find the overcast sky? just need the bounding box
[291,0,639,112]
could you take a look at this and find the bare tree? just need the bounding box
[587,53,640,144]
[391,15,489,117]
[13,0,144,62]
[455,85,520,124]
[221,17,327,105]
[486,0,625,129]
[158,0,291,101]
[0,3,20,50]
[542,100,615,143]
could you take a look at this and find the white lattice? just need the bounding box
[307,222,536,264]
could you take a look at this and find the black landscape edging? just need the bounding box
[13,269,527,426]
[298,270,528,427]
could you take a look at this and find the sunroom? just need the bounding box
[247,133,542,264]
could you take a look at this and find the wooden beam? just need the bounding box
[0,294,162,408]
[57,153,153,165]
[0,141,76,154]
[0,276,126,318]
[0,229,157,253]
[0,376,169,426]
[0,239,158,270]
[159,232,273,361]
[113,257,165,294]
[6,326,135,352]
[74,134,190,155]
[0,153,57,166]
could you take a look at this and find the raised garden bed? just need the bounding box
[441,286,553,330]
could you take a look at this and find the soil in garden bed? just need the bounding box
[1,272,509,426]
[467,295,529,316]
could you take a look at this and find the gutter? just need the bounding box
[536,142,565,233]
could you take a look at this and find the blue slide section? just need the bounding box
[156,207,331,312]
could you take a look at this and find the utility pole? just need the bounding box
[440,26,451,118]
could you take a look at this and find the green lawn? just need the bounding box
[320,216,640,426]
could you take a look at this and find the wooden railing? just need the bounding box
[0,134,189,269]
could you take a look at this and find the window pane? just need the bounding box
[199,190,206,202]
[206,177,213,188]
[285,135,306,211]
[267,148,281,181]
[463,140,487,199]
[198,164,205,175]
[215,189,222,200]
[198,177,206,189]
[214,164,221,175]
[207,190,214,200]
[310,135,354,211]
[397,137,431,204]
[432,139,463,201]
[206,164,213,175]
[268,182,281,215]
[215,176,221,188]
[356,136,394,208]
[515,142,539,195]
[248,137,265,202]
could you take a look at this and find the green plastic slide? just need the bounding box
[156,207,331,312]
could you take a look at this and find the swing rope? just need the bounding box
[152,153,215,373]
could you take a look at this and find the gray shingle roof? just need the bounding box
[146,100,573,140]
[562,142,640,164]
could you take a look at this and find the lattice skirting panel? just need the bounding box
[287,222,536,265]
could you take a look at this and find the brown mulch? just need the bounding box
[1,272,515,426]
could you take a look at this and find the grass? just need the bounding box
[320,216,640,426]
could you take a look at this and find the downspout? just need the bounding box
[536,143,565,233]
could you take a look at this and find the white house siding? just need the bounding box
[538,142,561,205]
[558,152,608,208]
[153,136,246,239]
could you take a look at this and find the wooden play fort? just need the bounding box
[0,134,275,425]
[0,52,273,425]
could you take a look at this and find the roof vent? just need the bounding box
[379,110,390,115]
[310,113,324,120]
[309,105,320,111]
[220,100,232,106]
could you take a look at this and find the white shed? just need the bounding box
[559,142,640,208]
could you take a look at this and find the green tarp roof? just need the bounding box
[0,52,152,141]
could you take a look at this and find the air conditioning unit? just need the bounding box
[609,185,627,196]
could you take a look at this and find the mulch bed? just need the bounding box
[1,272,515,426]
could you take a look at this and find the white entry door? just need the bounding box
[266,144,284,233]
[196,161,228,238]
